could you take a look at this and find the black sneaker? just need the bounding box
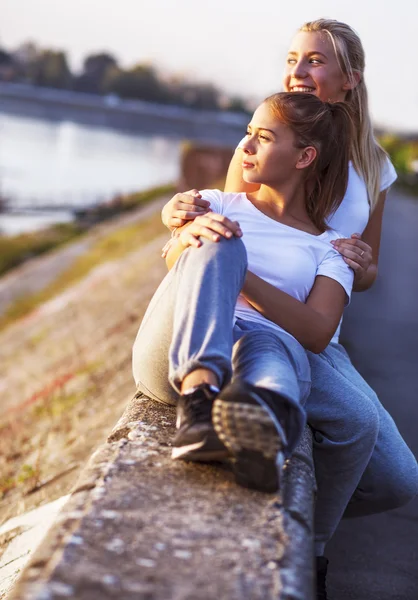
[171,384,229,462]
[212,380,286,493]
[316,556,329,600]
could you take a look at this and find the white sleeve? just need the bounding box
[316,248,354,305]
[380,155,397,191]
[198,189,225,214]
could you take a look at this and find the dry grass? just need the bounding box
[0,211,166,332]
[0,205,169,524]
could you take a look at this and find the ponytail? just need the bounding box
[305,101,353,231]
[265,92,354,231]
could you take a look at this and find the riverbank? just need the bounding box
[0,184,174,278]
[0,82,247,146]
[0,194,172,523]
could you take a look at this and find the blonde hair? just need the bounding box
[300,18,387,210]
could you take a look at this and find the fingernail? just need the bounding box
[226,232,232,238]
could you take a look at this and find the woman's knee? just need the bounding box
[186,235,247,266]
[374,448,418,510]
[393,458,418,508]
[135,378,177,407]
[348,441,418,516]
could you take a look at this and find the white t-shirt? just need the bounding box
[199,189,354,346]
[235,140,397,342]
[327,158,397,236]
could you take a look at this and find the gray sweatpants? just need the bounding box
[133,236,309,456]
[308,344,418,553]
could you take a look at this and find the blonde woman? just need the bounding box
[160,19,418,598]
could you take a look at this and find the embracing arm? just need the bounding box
[165,213,243,270]
[161,147,258,230]
[332,189,388,292]
[242,273,348,354]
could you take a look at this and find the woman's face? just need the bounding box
[241,102,308,186]
[283,31,349,103]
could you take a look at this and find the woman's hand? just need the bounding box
[331,233,372,282]
[162,189,211,230]
[178,213,242,249]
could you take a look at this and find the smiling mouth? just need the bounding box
[242,161,254,169]
[290,86,316,93]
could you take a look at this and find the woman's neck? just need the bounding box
[247,183,319,234]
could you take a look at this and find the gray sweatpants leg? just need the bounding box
[308,343,418,554]
[326,344,418,517]
[232,319,310,453]
[132,237,309,454]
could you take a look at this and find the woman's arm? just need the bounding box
[224,148,261,194]
[161,189,210,230]
[165,213,243,270]
[331,189,388,292]
[242,272,347,354]
[161,148,260,231]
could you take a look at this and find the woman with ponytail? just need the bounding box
[158,18,418,598]
[133,91,354,493]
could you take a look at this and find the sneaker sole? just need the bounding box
[171,440,230,463]
[212,395,284,493]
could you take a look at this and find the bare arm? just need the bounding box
[331,189,388,292]
[162,147,259,230]
[165,213,242,270]
[242,272,348,354]
[165,213,348,352]
[166,242,347,353]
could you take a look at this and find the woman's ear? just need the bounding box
[343,70,361,91]
[296,146,317,170]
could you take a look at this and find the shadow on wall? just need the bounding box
[179,144,235,191]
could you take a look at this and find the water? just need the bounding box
[0,112,181,235]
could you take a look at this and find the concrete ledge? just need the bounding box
[9,393,316,600]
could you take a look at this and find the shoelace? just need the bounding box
[185,395,213,423]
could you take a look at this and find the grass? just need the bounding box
[0,183,175,278]
[0,222,83,276]
[0,210,166,332]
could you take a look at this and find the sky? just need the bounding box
[2,0,417,132]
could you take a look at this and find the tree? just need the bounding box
[103,63,169,103]
[31,50,73,89]
[74,52,118,94]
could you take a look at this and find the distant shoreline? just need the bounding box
[0,82,247,146]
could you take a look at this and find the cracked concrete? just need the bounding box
[7,394,315,600]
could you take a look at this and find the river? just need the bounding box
[0,112,182,235]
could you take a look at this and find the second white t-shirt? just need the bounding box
[200,189,354,345]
